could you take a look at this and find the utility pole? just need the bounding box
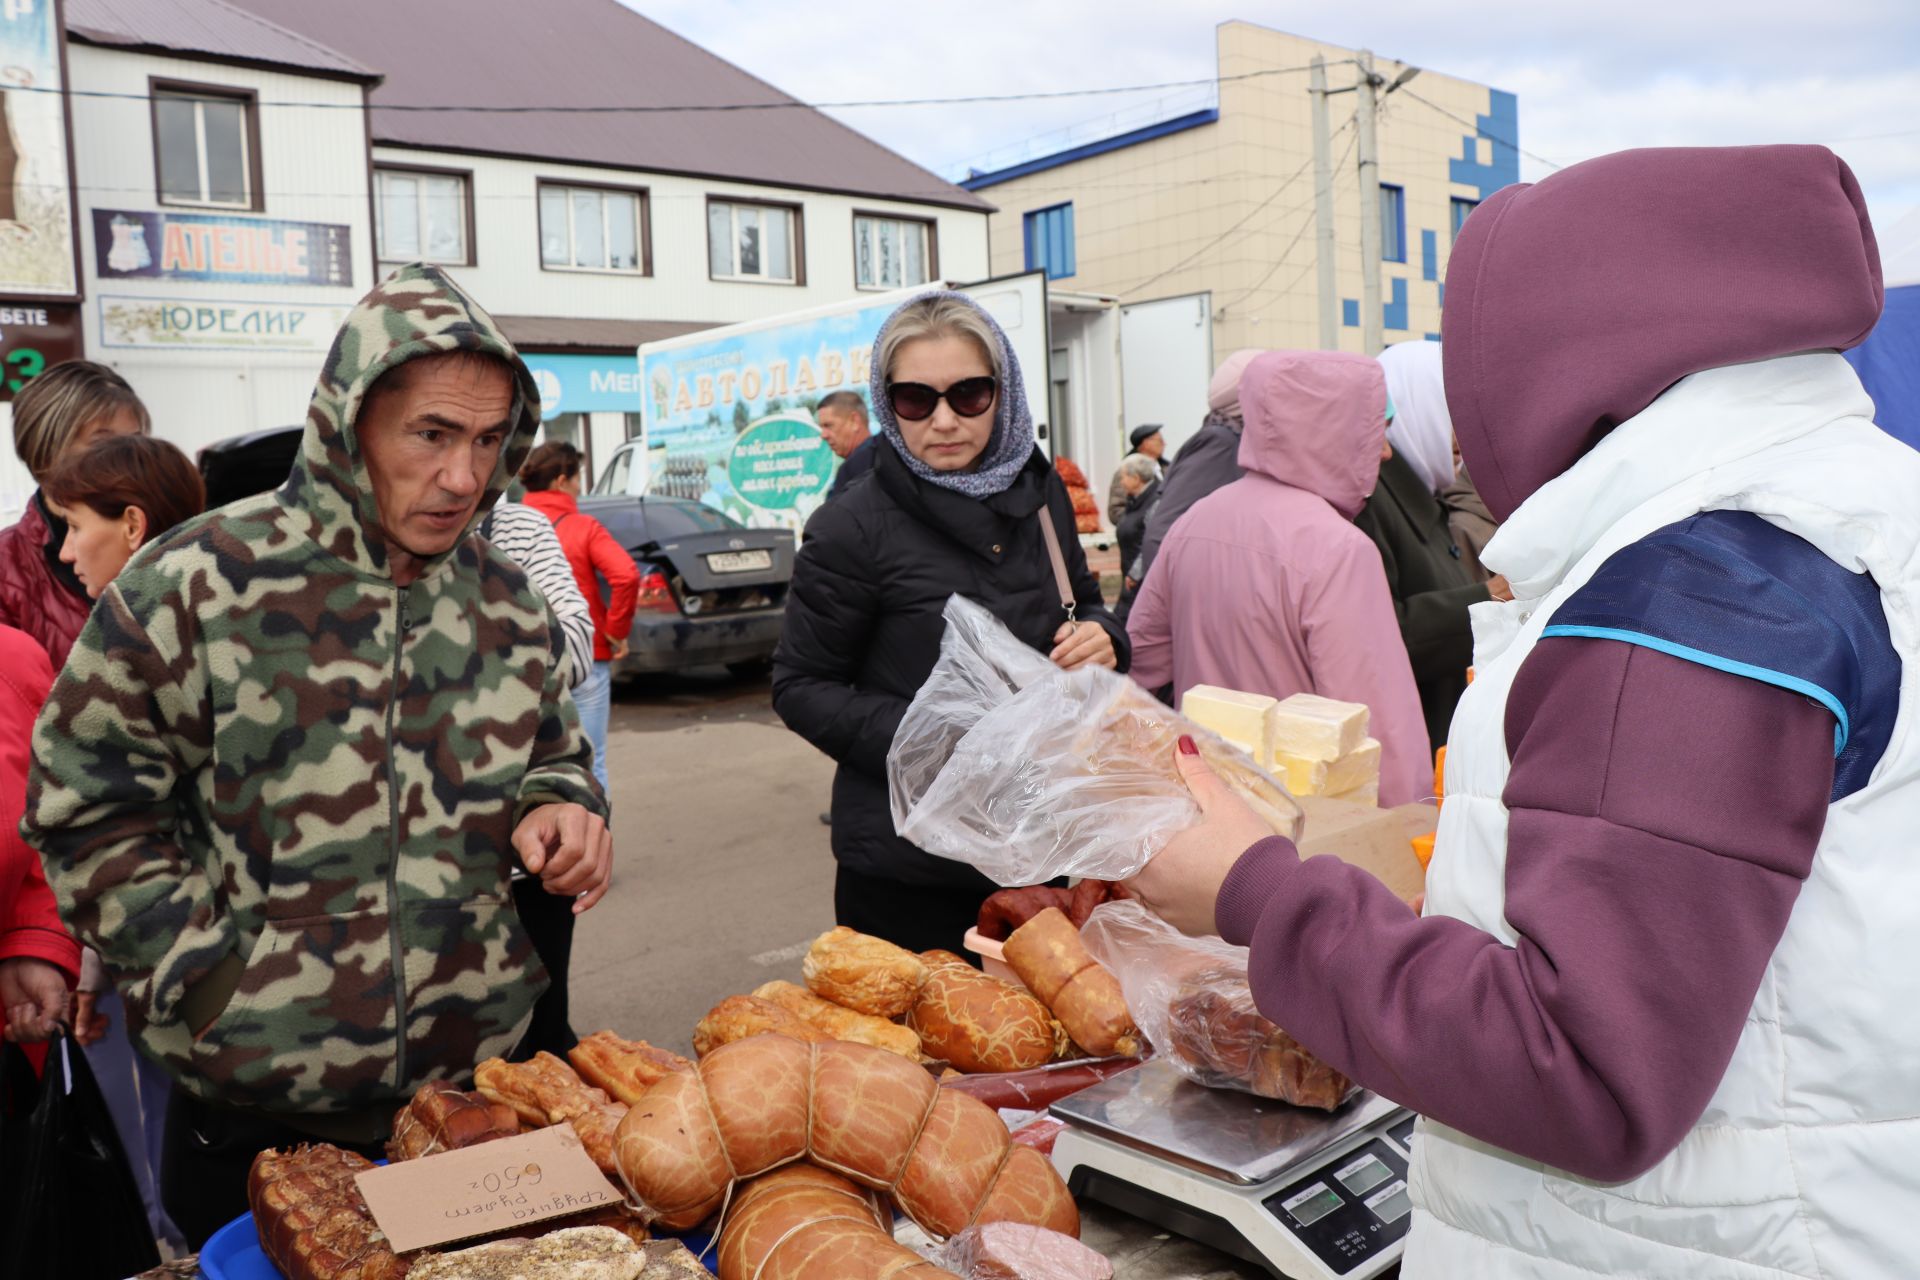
[1309,56,1337,351]
[1355,49,1382,356]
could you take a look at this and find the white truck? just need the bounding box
[590,271,1214,536]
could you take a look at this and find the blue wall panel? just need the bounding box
[1448,88,1522,199]
[1421,229,1438,282]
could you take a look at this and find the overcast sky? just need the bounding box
[630,0,1920,229]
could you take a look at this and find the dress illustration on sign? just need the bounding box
[0,3,80,296]
[728,415,837,512]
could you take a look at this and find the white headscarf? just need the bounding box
[1376,340,1456,494]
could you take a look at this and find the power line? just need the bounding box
[1396,88,1561,172]
[1219,129,1361,312]
[1116,114,1357,300]
[20,61,1341,115]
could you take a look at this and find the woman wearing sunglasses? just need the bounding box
[773,291,1130,955]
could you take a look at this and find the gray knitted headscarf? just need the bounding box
[870,289,1035,499]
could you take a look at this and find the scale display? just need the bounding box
[1334,1153,1394,1197]
[1364,1180,1413,1225]
[1281,1182,1344,1228]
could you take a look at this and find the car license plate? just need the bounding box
[706,549,772,573]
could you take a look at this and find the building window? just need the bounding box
[376,168,471,265]
[1380,184,1406,263]
[1450,197,1479,244]
[854,214,932,290]
[540,183,648,273]
[1024,203,1075,280]
[152,82,257,210]
[708,199,799,283]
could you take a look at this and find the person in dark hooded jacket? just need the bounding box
[773,291,1129,956]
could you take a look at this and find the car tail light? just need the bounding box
[636,568,678,613]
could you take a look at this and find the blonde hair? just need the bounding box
[876,294,1003,387]
[12,361,149,483]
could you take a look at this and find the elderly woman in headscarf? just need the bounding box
[1132,348,1262,584]
[772,291,1131,955]
[1355,340,1510,751]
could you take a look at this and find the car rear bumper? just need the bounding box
[614,607,785,675]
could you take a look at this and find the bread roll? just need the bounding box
[906,964,1055,1073]
[1002,909,1140,1058]
[694,994,831,1057]
[752,979,925,1060]
[803,926,930,1018]
[615,1035,1078,1243]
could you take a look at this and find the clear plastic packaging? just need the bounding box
[888,596,1302,886]
[941,1221,1115,1280]
[1079,901,1357,1110]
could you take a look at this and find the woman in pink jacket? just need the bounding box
[1125,349,1429,805]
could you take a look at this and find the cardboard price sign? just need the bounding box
[355,1124,623,1253]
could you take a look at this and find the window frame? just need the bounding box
[851,210,937,291]
[1023,202,1076,280]
[149,77,263,212]
[1450,196,1480,245]
[705,196,805,286]
[536,179,652,276]
[374,163,476,268]
[1380,183,1407,264]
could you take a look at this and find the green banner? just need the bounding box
[727,413,839,511]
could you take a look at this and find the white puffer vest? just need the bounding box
[1403,352,1920,1279]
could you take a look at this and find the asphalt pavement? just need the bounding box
[568,668,839,1055]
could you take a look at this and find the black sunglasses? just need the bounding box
[887,376,997,422]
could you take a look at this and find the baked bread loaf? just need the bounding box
[615,1034,1078,1240]
[1166,968,1355,1110]
[473,1052,627,1173]
[1002,909,1140,1058]
[752,979,924,1060]
[386,1080,520,1163]
[694,994,832,1057]
[802,926,930,1018]
[906,963,1055,1073]
[570,1031,696,1105]
[248,1144,408,1280]
[717,1165,955,1280]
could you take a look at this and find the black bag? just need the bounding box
[0,1032,162,1279]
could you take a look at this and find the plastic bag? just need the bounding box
[888,596,1301,885]
[1080,901,1357,1110]
[941,1220,1115,1280]
[0,1032,162,1279]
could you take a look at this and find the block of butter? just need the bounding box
[1181,685,1278,759]
[1331,779,1380,807]
[1269,751,1329,796]
[1326,738,1382,795]
[1272,693,1369,762]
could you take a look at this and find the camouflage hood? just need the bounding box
[283,262,543,579]
[25,265,602,1121]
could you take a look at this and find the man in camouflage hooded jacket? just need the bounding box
[23,264,609,1243]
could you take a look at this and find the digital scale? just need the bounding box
[1050,1059,1416,1279]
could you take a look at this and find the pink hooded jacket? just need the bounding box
[1127,350,1430,805]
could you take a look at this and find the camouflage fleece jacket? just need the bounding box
[24,264,603,1118]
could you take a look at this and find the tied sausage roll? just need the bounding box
[1002,908,1140,1059]
[717,1165,957,1280]
[906,963,1056,1073]
[614,1034,1079,1241]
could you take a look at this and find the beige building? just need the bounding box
[963,21,1520,362]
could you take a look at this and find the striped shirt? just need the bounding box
[483,501,596,688]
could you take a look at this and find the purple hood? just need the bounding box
[1442,145,1883,522]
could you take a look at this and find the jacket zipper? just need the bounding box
[384,585,409,1091]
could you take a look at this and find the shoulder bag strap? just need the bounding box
[1037,509,1077,624]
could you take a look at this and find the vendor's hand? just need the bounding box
[1050,620,1117,671]
[72,989,110,1045]
[513,803,613,913]
[0,956,72,1044]
[1124,736,1279,937]
[1487,574,1514,602]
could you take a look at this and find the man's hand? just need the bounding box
[1124,737,1279,937]
[1050,621,1117,672]
[0,956,72,1044]
[513,803,613,914]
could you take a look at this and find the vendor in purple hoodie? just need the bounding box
[1128,145,1918,1278]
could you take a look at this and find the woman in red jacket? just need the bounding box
[520,442,639,790]
[0,362,149,668]
[0,624,72,1046]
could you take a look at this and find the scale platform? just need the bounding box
[1050,1059,1416,1279]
